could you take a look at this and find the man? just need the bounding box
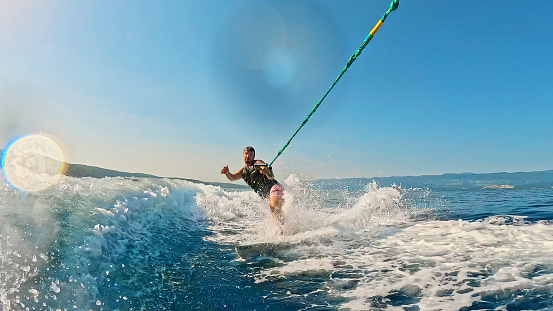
[221,146,285,224]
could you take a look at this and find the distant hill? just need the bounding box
[319,170,553,184]
[64,163,248,189]
[64,162,157,178]
[314,170,553,190]
[0,148,246,189]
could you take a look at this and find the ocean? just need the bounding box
[1,170,553,310]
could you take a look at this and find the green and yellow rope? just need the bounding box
[268,0,400,167]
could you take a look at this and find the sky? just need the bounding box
[1,0,552,183]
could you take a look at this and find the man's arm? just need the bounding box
[221,166,243,181]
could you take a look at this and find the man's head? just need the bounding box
[243,146,255,165]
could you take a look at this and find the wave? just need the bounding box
[0,175,208,310]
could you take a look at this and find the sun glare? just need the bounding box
[1,134,66,192]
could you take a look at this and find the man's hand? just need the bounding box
[260,166,270,175]
[259,165,274,179]
[221,166,230,175]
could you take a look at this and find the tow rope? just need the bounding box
[268,0,400,168]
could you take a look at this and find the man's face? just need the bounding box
[243,150,255,165]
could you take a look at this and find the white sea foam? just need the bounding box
[0,183,56,309]
[246,216,553,310]
[338,219,553,310]
[195,176,553,310]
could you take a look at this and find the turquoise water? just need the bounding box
[1,171,553,310]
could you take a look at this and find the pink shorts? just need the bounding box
[269,184,284,198]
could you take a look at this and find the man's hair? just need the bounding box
[244,146,255,154]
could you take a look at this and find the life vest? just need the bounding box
[242,163,279,198]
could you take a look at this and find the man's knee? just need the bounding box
[270,197,284,209]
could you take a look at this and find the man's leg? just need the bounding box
[269,184,285,225]
[269,196,285,224]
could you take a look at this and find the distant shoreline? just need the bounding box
[316,169,553,183]
[1,148,552,187]
[63,162,248,189]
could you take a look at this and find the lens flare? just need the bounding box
[1,134,66,192]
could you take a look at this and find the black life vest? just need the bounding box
[242,163,278,198]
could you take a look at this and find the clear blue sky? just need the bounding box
[1,0,552,182]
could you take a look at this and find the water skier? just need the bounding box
[221,146,285,225]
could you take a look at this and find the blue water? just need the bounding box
[1,171,553,310]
